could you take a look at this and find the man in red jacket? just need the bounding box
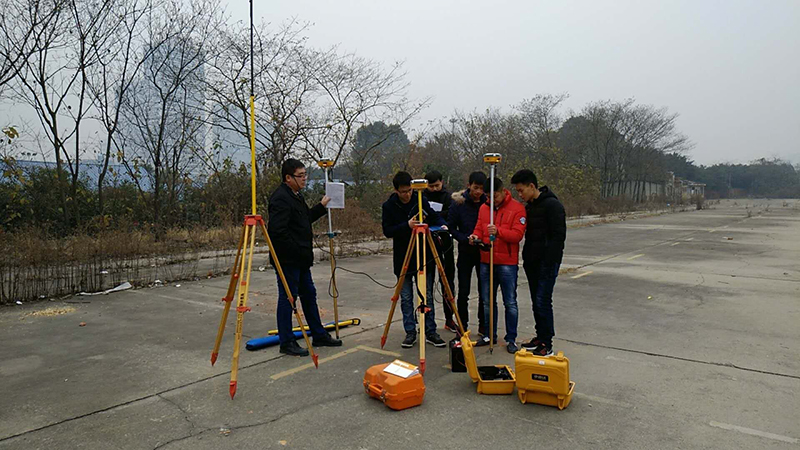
[469,177,526,353]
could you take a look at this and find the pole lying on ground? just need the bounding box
[318,159,340,339]
[483,153,502,354]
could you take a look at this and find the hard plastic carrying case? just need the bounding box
[363,363,425,410]
[514,349,575,409]
[460,331,516,394]
[449,338,467,373]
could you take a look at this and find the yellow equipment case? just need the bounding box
[514,349,575,409]
[460,331,516,395]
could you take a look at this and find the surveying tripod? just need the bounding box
[317,158,342,338]
[208,0,318,399]
[380,179,466,375]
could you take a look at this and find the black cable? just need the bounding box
[313,231,457,303]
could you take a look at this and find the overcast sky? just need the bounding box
[229,0,800,165]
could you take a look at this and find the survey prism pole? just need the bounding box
[318,159,340,338]
[483,153,502,353]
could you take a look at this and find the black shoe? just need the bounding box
[313,333,342,347]
[530,343,554,357]
[401,332,416,348]
[521,337,542,350]
[474,335,491,347]
[444,320,458,334]
[279,340,309,357]
[507,341,519,353]
[426,333,446,347]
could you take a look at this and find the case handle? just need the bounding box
[367,382,387,401]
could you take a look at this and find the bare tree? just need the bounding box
[87,0,156,214]
[0,0,60,91]
[515,92,569,150]
[301,54,428,165]
[204,19,316,176]
[120,0,224,232]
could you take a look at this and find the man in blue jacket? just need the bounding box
[382,171,447,348]
[447,171,488,336]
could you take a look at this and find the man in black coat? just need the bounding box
[424,170,457,332]
[511,169,567,357]
[447,171,487,336]
[268,158,342,356]
[382,171,447,349]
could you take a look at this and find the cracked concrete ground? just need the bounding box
[1,199,798,449]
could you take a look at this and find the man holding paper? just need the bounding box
[268,158,343,356]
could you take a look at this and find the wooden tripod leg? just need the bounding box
[211,225,246,366]
[329,237,339,339]
[426,232,465,336]
[380,233,416,348]
[417,228,427,375]
[259,222,318,368]
[230,224,256,398]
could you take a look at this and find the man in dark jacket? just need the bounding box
[447,171,487,336]
[511,169,567,357]
[424,170,457,332]
[382,171,447,349]
[268,158,342,356]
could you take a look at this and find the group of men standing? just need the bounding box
[381,169,566,356]
[266,158,567,360]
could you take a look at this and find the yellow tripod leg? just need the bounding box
[230,223,256,398]
[259,221,318,368]
[381,234,416,348]
[417,227,427,375]
[211,225,245,366]
[329,237,340,339]
[426,232,465,335]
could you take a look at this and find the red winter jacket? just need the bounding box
[472,189,526,265]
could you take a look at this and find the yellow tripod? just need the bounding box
[380,179,466,374]
[209,0,317,397]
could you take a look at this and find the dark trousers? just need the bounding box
[275,265,327,345]
[456,250,484,334]
[437,233,457,323]
[523,261,560,347]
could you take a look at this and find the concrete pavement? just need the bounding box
[1,199,798,449]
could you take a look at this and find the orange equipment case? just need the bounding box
[460,331,516,395]
[514,349,575,409]
[363,363,425,410]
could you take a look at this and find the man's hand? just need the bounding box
[487,224,497,237]
[441,225,448,231]
[408,218,420,229]
[468,234,479,245]
[321,195,331,207]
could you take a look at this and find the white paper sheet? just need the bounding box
[383,359,419,378]
[429,201,443,212]
[326,182,345,209]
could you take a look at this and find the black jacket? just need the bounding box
[382,192,446,277]
[522,186,566,266]
[424,187,452,221]
[447,188,487,259]
[267,183,327,268]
